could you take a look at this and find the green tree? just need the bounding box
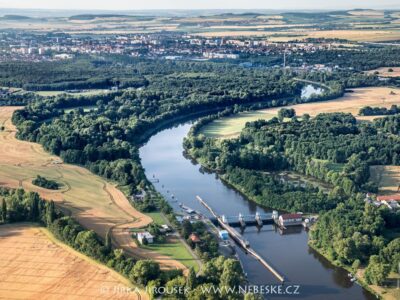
[165,276,186,299]
[186,283,219,300]
[351,259,361,275]
[46,200,55,225]
[1,199,7,222]
[219,259,244,299]
[278,108,296,122]
[334,238,357,263]
[302,113,311,121]
[29,192,40,221]
[129,260,160,285]
[245,293,264,300]
[187,267,197,290]
[364,255,390,286]
[380,238,400,272]
[146,279,161,299]
[105,229,112,252]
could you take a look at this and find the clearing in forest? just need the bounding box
[200,87,400,139]
[370,165,400,195]
[0,106,190,271]
[0,223,147,300]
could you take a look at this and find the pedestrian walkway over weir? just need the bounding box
[220,212,276,227]
[196,195,285,282]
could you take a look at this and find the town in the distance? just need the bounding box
[0,5,399,300]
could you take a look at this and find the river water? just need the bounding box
[139,121,374,300]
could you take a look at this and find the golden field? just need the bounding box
[366,67,400,78]
[0,106,187,271]
[0,223,147,300]
[201,87,400,138]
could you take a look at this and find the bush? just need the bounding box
[32,175,60,190]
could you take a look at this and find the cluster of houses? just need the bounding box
[136,224,171,245]
[365,193,400,210]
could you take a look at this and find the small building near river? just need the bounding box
[278,213,303,228]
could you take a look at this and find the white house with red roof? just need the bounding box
[376,194,400,210]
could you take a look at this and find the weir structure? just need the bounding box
[196,196,285,282]
[220,211,277,227]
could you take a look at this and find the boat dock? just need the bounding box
[196,195,285,282]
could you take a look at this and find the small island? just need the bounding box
[32,175,60,190]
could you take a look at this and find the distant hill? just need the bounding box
[69,14,154,21]
[213,12,263,18]
[1,14,32,20]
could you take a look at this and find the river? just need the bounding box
[139,121,375,300]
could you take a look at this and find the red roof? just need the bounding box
[377,194,400,202]
[189,233,201,243]
[280,213,302,220]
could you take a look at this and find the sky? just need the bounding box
[0,0,399,11]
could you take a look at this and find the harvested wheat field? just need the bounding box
[201,87,400,138]
[0,106,186,271]
[0,223,147,300]
[370,165,400,195]
[367,67,400,78]
[266,29,400,42]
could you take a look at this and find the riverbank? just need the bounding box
[307,241,385,300]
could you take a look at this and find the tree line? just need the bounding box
[359,104,400,116]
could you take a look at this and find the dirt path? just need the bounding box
[0,106,186,271]
[0,223,147,300]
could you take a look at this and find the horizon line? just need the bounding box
[0,7,399,12]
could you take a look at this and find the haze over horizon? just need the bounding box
[0,0,399,11]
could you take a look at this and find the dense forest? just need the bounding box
[0,187,251,299]
[311,195,400,286]
[0,56,149,90]
[11,63,305,194]
[9,55,383,196]
[185,112,400,286]
[186,113,400,201]
[0,92,42,106]
[292,47,400,71]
